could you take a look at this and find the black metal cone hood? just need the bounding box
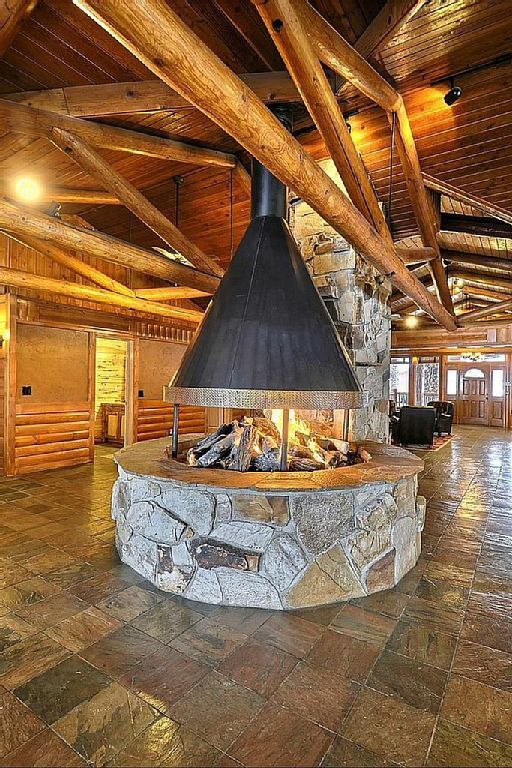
[167,214,364,410]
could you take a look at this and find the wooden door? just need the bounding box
[489,366,506,428]
[459,368,488,425]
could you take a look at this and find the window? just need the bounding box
[492,369,504,397]
[390,362,409,406]
[464,368,485,379]
[415,362,440,406]
[446,369,458,395]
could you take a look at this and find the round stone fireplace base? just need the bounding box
[112,438,425,610]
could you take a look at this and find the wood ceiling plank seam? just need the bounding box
[0,55,47,91]
[212,0,282,71]
[12,30,98,87]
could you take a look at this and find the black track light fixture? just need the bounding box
[444,77,462,106]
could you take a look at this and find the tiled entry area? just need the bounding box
[0,430,511,767]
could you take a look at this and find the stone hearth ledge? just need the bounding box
[112,438,425,609]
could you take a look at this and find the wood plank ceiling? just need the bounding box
[1,0,512,316]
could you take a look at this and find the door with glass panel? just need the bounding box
[489,367,506,427]
[460,368,488,424]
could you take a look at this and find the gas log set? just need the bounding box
[183,412,371,473]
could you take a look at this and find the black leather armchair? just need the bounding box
[427,401,454,436]
[391,406,436,447]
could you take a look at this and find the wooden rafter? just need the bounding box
[0,198,220,293]
[0,185,120,205]
[50,128,223,278]
[353,0,427,59]
[449,269,512,292]
[5,73,300,117]
[134,286,210,301]
[0,0,36,56]
[462,285,512,301]
[0,99,237,168]
[294,0,453,315]
[256,0,391,242]
[440,213,512,239]
[395,246,436,264]
[7,232,135,297]
[0,266,203,323]
[442,249,512,274]
[73,0,456,331]
[423,173,512,227]
[458,297,512,324]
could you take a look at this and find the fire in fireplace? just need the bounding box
[165,108,366,470]
[184,411,371,472]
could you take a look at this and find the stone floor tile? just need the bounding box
[53,681,158,766]
[120,646,210,713]
[44,562,100,590]
[414,575,469,610]
[290,604,343,627]
[350,588,410,619]
[46,605,122,652]
[24,549,76,575]
[0,613,37,652]
[441,675,512,745]
[229,700,334,767]
[451,639,512,692]
[386,616,458,670]
[0,728,86,767]
[170,617,248,667]
[342,686,436,766]
[273,661,359,731]
[401,595,464,635]
[322,736,398,767]
[253,613,324,658]
[0,633,69,689]
[219,638,297,697]
[131,601,203,643]
[330,604,397,647]
[106,717,223,767]
[307,628,380,682]
[367,649,448,713]
[210,605,274,634]
[68,572,133,604]
[80,624,164,679]
[14,655,111,724]
[0,577,60,608]
[0,688,44,758]
[169,670,264,751]
[96,584,163,622]
[461,610,512,655]
[14,592,87,630]
[427,718,512,767]
[0,563,33,589]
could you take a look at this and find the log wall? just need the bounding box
[14,401,93,475]
[135,400,206,442]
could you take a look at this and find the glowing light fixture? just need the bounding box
[404,315,419,328]
[444,78,462,106]
[14,176,41,203]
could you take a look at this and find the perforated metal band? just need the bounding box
[165,386,367,409]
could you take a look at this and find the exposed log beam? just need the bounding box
[0,0,36,56]
[0,98,236,168]
[395,246,436,264]
[284,0,453,314]
[256,0,391,240]
[134,286,210,301]
[50,128,223,278]
[449,269,512,292]
[423,173,512,227]
[6,73,300,117]
[0,199,220,294]
[458,297,512,324]
[1,185,120,205]
[440,213,512,239]
[0,267,203,322]
[442,249,512,274]
[76,0,455,329]
[462,285,512,301]
[6,232,135,296]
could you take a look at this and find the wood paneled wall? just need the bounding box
[94,337,127,440]
[14,401,93,474]
[135,399,206,442]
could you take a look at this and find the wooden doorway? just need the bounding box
[444,362,508,428]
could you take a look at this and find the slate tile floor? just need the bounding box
[0,430,512,766]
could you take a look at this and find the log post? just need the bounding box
[50,128,223,278]
[0,198,220,293]
[73,0,457,331]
